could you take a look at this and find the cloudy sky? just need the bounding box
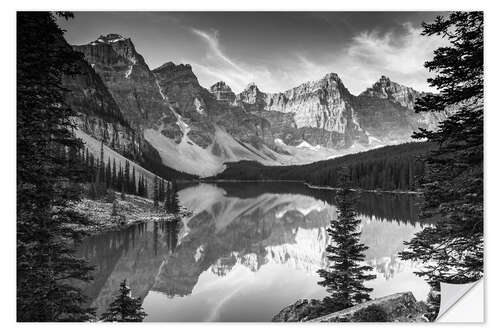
[58,12,448,94]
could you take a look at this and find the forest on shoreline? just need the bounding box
[213,142,434,192]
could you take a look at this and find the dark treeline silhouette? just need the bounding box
[80,142,151,199]
[398,11,483,320]
[75,220,180,311]
[211,181,425,225]
[214,142,434,191]
[164,180,181,215]
[17,12,94,321]
[79,141,184,216]
[76,140,181,204]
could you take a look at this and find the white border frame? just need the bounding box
[2,1,497,331]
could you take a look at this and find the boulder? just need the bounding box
[308,292,428,322]
[271,299,330,322]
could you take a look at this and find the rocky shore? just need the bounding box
[272,292,428,322]
[67,192,187,235]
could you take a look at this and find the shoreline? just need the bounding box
[68,192,189,237]
[202,178,421,195]
[69,214,180,237]
[202,179,304,184]
[304,183,422,195]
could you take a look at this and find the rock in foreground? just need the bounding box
[272,292,428,322]
[271,299,330,322]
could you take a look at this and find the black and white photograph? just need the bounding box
[13,6,486,324]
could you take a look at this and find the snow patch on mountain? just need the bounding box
[296,140,322,151]
[145,118,287,176]
[145,128,224,177]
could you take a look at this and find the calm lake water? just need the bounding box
[77,182,430,322]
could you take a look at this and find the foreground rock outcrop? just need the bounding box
[271,299,331,322]
[272,292,428,322]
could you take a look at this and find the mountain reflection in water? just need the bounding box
[76,182,430,322]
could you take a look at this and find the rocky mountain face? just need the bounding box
[65,34,192,180]
[236,74,368,148]
[360,75,421,109]
[73,34,176,128]
[152,62,274,148]
[68,33,446,177]
[210,81,236,104]
[355,76,446,142]
[58,34,142,160]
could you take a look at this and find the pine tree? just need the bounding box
[170,180,180,215]
[100,280,147,322]
[17,12,94,321]
[164,181,172,213]
[131,167,136,195]
[117,163,123,190]
[399,12,483,319]
[112,158,117,189]
[106,157,111,188]
[317,188,376,312]
[400,11,483,286]
[124,160,130,193]
[159,179,165,202]
[140,175,146,197]
[153,176,159,209]
[137,175,142,197]
[143,178,148,198]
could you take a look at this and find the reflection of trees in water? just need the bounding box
[367,255,404,280]
[152,190,422,299]
[163,218,181,255]
[76,220,182,314]
[213,182,424,225]
[77,184,426,314]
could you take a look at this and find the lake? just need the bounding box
[77,181,430,322]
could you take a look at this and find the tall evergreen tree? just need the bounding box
[143,178,148,199]
[164,181,172,213]
[131,167,137,195]
[159,179,165,202]
[170,180,180,215]
[17,12,94,321]
[112,158,117,188]
[106,157,111,188]
[400,12,483,318]
[141,175,146,197]
[317,188,376,311]
[100,280,147,322]
[153,176,159,209]
[124,161,130,193]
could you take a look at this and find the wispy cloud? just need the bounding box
[188,23,444,95]
[343,22,445,92]
[188,28,272,92]
[276,23,445,94]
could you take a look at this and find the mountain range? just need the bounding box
[63,33,446,177]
